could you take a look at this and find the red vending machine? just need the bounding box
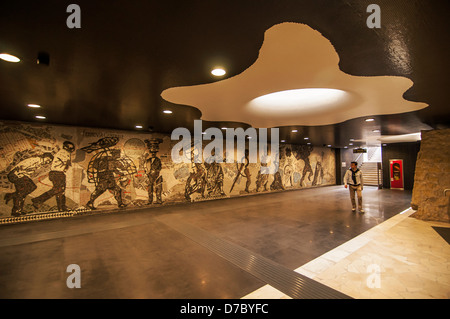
[389,159,404,190]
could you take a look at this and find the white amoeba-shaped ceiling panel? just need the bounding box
[161,22,428,128]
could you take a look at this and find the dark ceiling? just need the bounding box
[0,0,449,148]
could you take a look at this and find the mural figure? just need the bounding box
[81,137,137,210]
[32,141,76,212]
[230,149,251,193]
[204,149,226,197]
[184,143,206,201]
[282,147,294,187]
[4,153,54,216]
[294,144,314,187]
[255,152,270,192]
[312,151,324,186]
[144,138,163,204]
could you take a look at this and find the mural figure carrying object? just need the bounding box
[5,153,54,216]
[82,137,137,210]
[184,143,206,201]
[32,141,75,212]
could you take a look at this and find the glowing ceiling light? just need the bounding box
[135,125,143,129]
[211,68,226,76]
[249,88,350,116]
[291,129,298,133]
[365,118,375,122]
[0,53,20,63]
[27,104,41,108]
[163,110,172,114]
[35,115,46,119]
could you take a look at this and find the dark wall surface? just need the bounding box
[381,142,421,190]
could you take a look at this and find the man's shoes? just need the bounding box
[352,208,356,212]
[359,208,365,213]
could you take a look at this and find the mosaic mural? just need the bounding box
[0,121,336,221]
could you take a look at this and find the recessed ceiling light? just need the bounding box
[35,115,46,119]
[291,129,298,133]
[349,143,353,145]
[221,127,227,130]
[307,142,311,145]
[327,145,332,147]
[281,140,286,143]
[27,104,41,108]
[344,146,348,148]
[0,53,20,63]
[365,118,375,122]
[163,110,172,114]
[211,68,226,76]
[135,125,143,129]
[304,137,309,140]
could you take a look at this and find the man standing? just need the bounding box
[343,161,364,213]
[32,141,75,212]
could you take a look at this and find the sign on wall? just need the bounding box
[389,159,404,190]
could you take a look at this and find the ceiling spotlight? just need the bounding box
[291,129,298,133]
[163,110,172,114]
[349,143,354,145]
[211,68,226,76]
[281,140,286,143]
[135,125,143,129]
[327,145,332,147]
[0,53,20,63]
[221,127,227,130]
[344,146,348,148]
[27,104,41,108]
[365,118,375,122]
[35,115,46,119]
[307,142,311,145]
[304,137,309,140]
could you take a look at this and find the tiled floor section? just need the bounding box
[0,186,431,298]
[243,209,450,299]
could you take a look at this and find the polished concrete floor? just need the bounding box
[0,186,413,299]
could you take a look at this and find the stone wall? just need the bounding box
[411,129,450,222]
[0,120,336,223]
